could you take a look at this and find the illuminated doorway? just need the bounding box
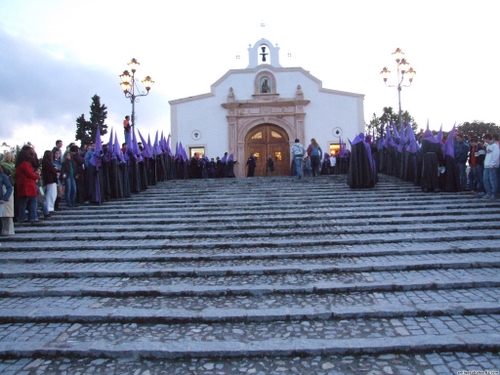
[245,124,290,176]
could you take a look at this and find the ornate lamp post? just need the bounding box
[119,58,154,128]
[380,48,416,131]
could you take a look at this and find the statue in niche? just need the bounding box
[261,78,270,93]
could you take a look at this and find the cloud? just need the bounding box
[0,27,169,150]
[1,29,92,124]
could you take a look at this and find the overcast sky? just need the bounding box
[1,0,499,153]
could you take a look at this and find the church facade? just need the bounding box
[169,38,365,177]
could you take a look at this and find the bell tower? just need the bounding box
[247,38,282,68]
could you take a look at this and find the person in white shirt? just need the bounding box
[482,133,499,200]
[291,139,306,179]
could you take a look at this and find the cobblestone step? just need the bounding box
[0,317,499,359]
[1,252,499,278]
[1,299,499,324]
[4,229,500,248]
[1,174,499,373]
[1,287,498,317]
[2,238,500,257]
[2,351,499,375]
[29,210,493,232]
[8,199,498,222]
[1,247,499,265]
[1,268,498,298]
[9,220,500,240]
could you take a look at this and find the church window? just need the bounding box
[251,131,263,139]
[274,151,282,161]
[271,131,282,139]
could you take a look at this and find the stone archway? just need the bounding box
[245,124,290,176]
[222,84,310,177]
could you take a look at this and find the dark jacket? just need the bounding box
[454,141,469,163]
[469,144,486,167]
[61,160,76,179]
[72,152,85,176]
[42,158,58,185]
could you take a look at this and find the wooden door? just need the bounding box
[268,143,288,176]
[245,145,266,176]
[245,124,290,176]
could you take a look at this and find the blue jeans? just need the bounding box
[294,157,303,178]
[65,177,77,207]
[469,165,484,193]
[457,162,467,190]
[18,196,38,222]
[310,156,321,177]
[483,167,498,198]
[41,199,50,216]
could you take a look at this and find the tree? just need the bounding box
[75,94,108,146]
[366,107,419,140]
[366,113,381,140]
[456,121,499,140]
[75,114,92,145]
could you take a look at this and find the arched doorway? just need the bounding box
[245,124,290,176]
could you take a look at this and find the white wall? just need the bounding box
[170,66,364,160]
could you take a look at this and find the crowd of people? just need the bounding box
[288,124,499,200]
[0,128,248,235]
[188,152,239,179]
[1,123,498,236]
[344,123,500,198]
[289,138,350,180]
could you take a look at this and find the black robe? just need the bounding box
[347,141,375,188]
[441,155,461,192]
[138,160,148,190]
[227,160,236,177]
[119,162,131,198]
[418,140,443,192]
[108,158,123,199]
[403,151,418,184]
[246,157,256,177]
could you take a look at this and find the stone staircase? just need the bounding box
[0,174,499,374]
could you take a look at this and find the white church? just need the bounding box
[169,38,365,177]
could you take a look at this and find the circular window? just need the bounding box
[332,127,343,137]
[191,130,202,141]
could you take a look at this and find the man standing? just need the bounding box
[291,138,306,179]
[246,153,256,177]
[468,136,485,195]
[482,133,499,200]
[454,133,470,191]
[52,140,63,155]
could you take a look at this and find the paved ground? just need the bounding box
[0,174,499,374]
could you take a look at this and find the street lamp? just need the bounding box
[119,58,154,128]
[380,48,416,131]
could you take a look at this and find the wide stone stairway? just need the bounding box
[0,174,499,374]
